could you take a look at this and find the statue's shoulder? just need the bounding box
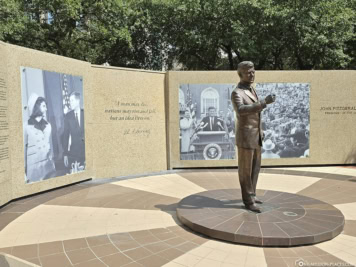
[231,84,239,93]
[232,84,244,94]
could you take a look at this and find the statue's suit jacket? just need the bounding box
[231,83,266,149]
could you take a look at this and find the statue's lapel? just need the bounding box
[244,89,257,102]
[252,86,259,99]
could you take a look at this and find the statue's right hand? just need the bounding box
[265,94,276,104]
[64,156,68,167]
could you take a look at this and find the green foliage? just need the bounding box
[0,0,28,41]
[163,0,355,70]
[0,0,355,70]
[273,0,355,69]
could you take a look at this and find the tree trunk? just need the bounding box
[226,46,234,70]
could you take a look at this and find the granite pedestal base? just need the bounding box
[176,189,344,247]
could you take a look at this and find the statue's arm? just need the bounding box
[231,91,266,115]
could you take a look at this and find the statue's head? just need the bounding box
[237,61,255,84]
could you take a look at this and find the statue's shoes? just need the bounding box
[253,197,263,204]
[245,203,261,213]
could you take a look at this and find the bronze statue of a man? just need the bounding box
[231,61,275,213]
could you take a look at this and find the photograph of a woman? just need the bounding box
[24,94,55,182]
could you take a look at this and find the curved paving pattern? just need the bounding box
[177,189,344,246]
[0,166,355,266]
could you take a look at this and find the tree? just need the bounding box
[274,0,354,69]
[1,0,355,70]
[101,0,174,70]
[162,0,355,70]
[0,0,28,42]
[344,0,356,69]
[0,0,133,65]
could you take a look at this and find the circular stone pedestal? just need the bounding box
[176,189,344,247]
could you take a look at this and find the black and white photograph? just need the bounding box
[255,83,310,159]
[21,67,86,184]
[179,84,236,160]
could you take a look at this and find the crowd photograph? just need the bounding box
[255,83,310,159]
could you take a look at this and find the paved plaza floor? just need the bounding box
[1,166,356,267]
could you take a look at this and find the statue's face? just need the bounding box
[240,67,255,84]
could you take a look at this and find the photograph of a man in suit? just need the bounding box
[63,92,85,172]
[200,107,227,132]
[231,61,275,213]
